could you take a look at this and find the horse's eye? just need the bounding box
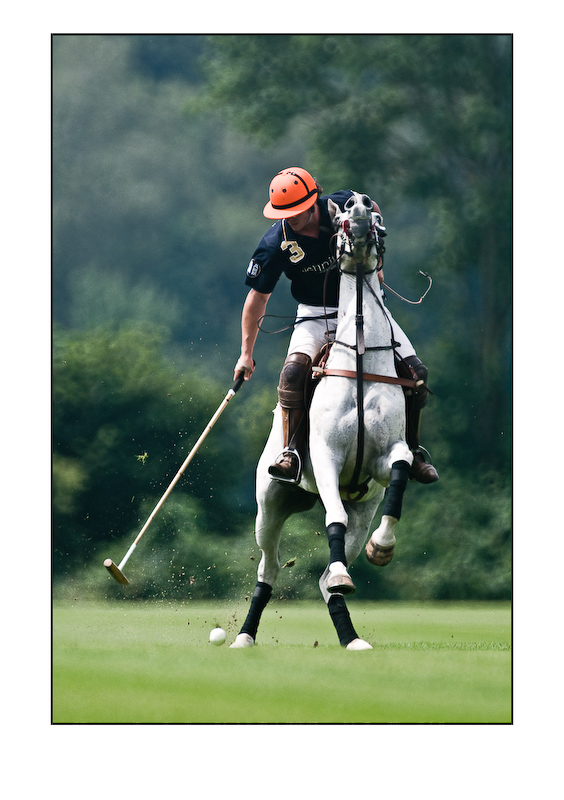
[361,195,372,208]
[344,196,355,209]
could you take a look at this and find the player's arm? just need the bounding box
[234,288,271,381]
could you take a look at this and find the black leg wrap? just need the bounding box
[240,581,272,640]
[326,522,347,566]
[328,595,358,647]
[382,460,410,521]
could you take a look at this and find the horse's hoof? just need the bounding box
[346,638,373,651]
[229,633,255,648]
[327,573,356,595]
[366,540,395,566]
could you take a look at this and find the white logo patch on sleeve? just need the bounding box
[247,259,262,278]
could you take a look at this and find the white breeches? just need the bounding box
[287,301,416,360]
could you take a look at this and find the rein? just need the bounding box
[352,259,367,495]
[324,221,410,499]
[257,310,337,335]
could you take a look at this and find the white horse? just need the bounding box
[231,193,415,650]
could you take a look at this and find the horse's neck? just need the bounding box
[332,272,396,374]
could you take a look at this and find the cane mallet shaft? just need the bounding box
[104,372,246,585]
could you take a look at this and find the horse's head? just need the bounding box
[329,192,386,275]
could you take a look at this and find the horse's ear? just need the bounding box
[327,198,339,223]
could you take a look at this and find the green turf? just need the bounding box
[52,600,511,724]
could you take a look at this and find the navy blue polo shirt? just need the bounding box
[245,190,354,307]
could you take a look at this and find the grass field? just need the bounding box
[52,599,511,724]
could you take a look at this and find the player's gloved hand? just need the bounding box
[234,358,255,382]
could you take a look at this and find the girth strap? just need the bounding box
[313,365,420,499]
[313,367,420,390]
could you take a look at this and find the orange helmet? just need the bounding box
[263,167,319,219]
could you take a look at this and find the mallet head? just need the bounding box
[104,559,130,585]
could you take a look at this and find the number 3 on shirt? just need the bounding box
[280,240,305,263]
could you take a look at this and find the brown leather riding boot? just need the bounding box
[268,352,311,483]
[268,407,306,482]
[399,355,439,484]
[410,446,439,483]
[407,406,439,483]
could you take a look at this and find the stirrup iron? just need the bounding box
[268,448,302,484]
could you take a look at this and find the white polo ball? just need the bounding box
[209,627,226,646]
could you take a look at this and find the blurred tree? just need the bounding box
[52,33,303,383]
[52,322,510,601]
[67,263,182,331]
[52,323,254,574]
[52,34,511,601]
[131,34,205,82]
[198,34,512,471]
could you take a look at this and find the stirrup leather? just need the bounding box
[268,448,302,484]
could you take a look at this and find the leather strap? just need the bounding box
[314,367,419,390]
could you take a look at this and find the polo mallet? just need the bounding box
[104,371,247,585]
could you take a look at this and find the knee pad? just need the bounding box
[404,355,429,411]
[404,354,428,383]
[278,352,312,408]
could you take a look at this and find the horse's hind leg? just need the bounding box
[230,514,284,648]
[230,581,274,648]
[231,481,316,648]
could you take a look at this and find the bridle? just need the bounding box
[315,216,420,500]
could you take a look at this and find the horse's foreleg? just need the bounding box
[319,518,359,604]
[319,503,378,650]
[324,522,357,595]
[310,444,355,593]
[315,590,372,650]
[366,459,410,566]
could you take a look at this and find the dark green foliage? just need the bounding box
[360,472,511,600]
[52,34,296,369]
[131,34,205,83]
[52,324,254,577]
[199,33,512,471]
[52,35,511,601]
